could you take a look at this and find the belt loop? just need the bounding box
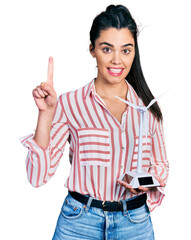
[121,199,128,217]
[84,196,93,213]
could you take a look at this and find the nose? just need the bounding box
[111,51,121,65]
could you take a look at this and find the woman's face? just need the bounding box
[90,27,135,85]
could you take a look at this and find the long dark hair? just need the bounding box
[90,4,162,121]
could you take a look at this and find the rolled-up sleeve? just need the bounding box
[19,94,70,187]
[147,118,169,211]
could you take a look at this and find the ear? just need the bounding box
[89,44,95,58]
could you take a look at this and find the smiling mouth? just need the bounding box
[107,68,124,73]
[107,67,124,76]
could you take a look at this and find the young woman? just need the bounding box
[20,4,169,240]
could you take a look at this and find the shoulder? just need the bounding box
[126,80,143,106]
[58,79,93,104]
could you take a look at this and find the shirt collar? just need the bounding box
[84,78,96,101]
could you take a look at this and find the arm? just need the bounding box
[20,96,69,187]
[146,118,169,211]
[20,57,70,187]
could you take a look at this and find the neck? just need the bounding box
[94,78,128,100]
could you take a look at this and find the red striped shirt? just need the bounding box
[20,79,169,212]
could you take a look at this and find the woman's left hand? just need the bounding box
[117,175,166,194]
[138,175,166,193]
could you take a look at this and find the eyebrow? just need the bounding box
[99,42,134,48]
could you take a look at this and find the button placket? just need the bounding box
[121,113,126,150]
[121,115,126,170]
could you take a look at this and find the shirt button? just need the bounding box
[122,146,125,149]
[122,129,125,133]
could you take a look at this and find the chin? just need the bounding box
[106,74,127,83]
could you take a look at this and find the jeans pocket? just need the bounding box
[127,204,150,224]
[60,197,84,220]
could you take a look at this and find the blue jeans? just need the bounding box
[52,192,155,240]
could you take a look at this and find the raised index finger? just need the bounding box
[46,56,54,86]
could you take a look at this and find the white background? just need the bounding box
[0,0,190,239]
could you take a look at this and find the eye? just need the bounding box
[103,47,111,53]
[123,49,130,54]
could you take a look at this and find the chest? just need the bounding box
[103,99,128,125]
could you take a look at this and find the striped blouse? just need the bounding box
[20,78,169,212]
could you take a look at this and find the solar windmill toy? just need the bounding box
[115,91,168,189]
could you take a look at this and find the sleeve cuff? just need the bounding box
[147,186,165,212]
[19,131,52,151]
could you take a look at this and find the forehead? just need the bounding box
[96,28,135,46]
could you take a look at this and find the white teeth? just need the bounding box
[108,68,123,73]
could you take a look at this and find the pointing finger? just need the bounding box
[46,56,54,86]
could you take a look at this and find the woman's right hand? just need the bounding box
[32,57,57,112]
